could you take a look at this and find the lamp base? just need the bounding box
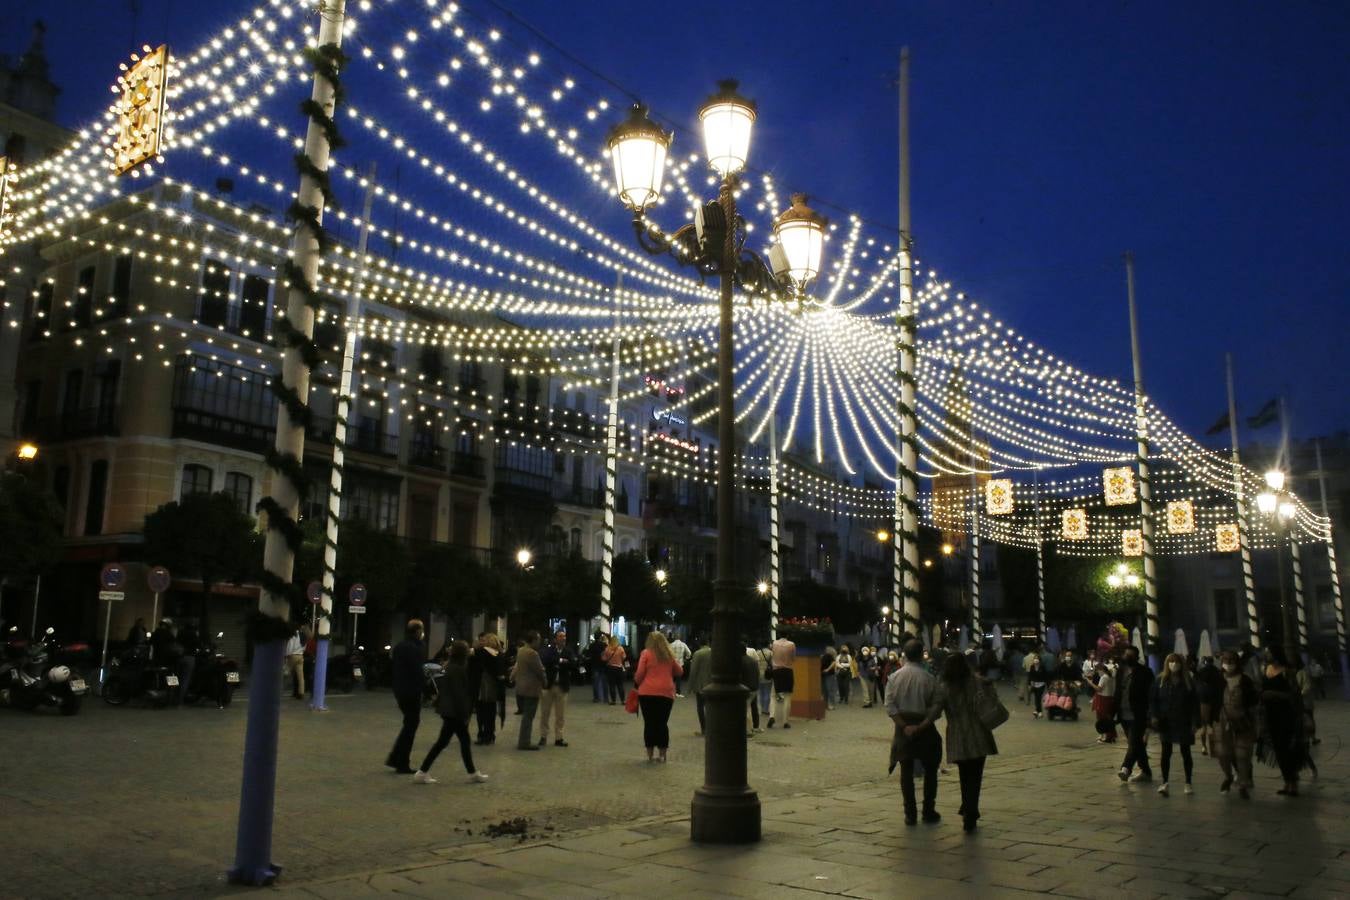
[691,786,761,844]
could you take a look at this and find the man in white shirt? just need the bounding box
[885,640,943,824]
[284,627,305,699]
[669,633,692,697]
[768,636,796,729]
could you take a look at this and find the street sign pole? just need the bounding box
[99,599,114,691]
[29,574,41,641]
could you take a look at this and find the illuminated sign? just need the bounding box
[112,44,170,175]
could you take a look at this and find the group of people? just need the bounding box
[124,616,201,704]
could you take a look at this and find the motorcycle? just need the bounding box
[0,627,87,715]
[182,632,241,708]
[102,643,175,707]
[324,643,366,694]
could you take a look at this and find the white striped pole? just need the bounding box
[1034,472,1046,642]
[598,276,622,635]
[1290,538,1308,661]
[768,413,780,641]
[1125,253,1160,669]
[969,470,981,641]
[895,47,922,640]
[1225,353,1261,649]
[1315,440,1349,696]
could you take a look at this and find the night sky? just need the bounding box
[15,0,1350,443]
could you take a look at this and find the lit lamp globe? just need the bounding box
[1264,469,1286,491]
[756,581,769,595]
[772,194,828,290]
[1125,574,1140,588]
[1107,574,1123,589]
[516,548,533,568]
[698,80,756,177]
[1278,501,1297,522]
[607,103,671,211]
[1256,492,1278,515]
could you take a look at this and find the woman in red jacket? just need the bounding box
[634,631,683,763]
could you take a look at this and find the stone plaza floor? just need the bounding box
[3,679,1347,899]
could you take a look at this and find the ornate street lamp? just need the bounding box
[1258,468,1300,664]
[607,81,825,844]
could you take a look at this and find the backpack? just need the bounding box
[974,680,1010,730]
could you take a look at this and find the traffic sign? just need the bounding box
[98,590,126,602]
[99,563,127,591]
[307,581,323,605]
[349,605,367,615]
[147,566,171,594]
[348,583,367,606]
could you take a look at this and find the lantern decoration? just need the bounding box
[985,478,1014,515]
[112,44,170,175]
[771,194,828,291]
[1103,466,1137,506]
[1122,528,1143,557]
[698,79,756,177]
[1062,508,1088,540]
[1166,500,1196,534]
[606,103,671,212]
[1215,523,1240,553]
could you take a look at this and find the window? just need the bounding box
[570,527,583,553]
[200,259,231,328]
[52,466,71,512]
[85,460,108,537]
[181,464,214,498]
[1214,588,1238,630]
[21,380,40,431]
[95,360,120,430]
[224,472,253,514]
[31,281,54,340]
[61,370,83,428]
[71,266,95,330]
[237,274,271,338]
[343,477,400,532]
[110,254,133,319]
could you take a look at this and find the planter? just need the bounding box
[790,647,827,721]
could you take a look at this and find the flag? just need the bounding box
[1247,398,1279,429]
[1204,412,1230,435]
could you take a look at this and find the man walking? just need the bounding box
[669,632,692,697]
[538,630,573,747]
[386,619,426,774]
[686,643,713,735]
[767,633,796,729]
[1116,646,1154,783]
[588,632,609,703]
[885,640,943,825]
[511,630,546,750]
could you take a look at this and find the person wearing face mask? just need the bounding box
[1115,647,1155,783]
[1212,650,1257,798]
[1258,648,1310,797]
[1194,657,1226,756]
[1150,653,1199,796]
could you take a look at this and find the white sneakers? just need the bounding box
[1183,784,1194,795]
[413,770,490,784]
[1157,782,1169,796]
[469,772,490,783]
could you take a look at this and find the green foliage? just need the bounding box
[667,571,714,634]
[409,543,503,619]
[0,472,64,582]
[327,517,411,615]
[780,578,873,634]
[1045,553,1143,617]
[610,550,667,623]
[143,492,258,596]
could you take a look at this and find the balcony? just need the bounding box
[553,407,599,440]
[172,406,272,454]
[348,425,398,458]
[451,452,486,480]
[553,484,603,508]
[26,405,121,443]
[495,466,552,496]
[409,441,447,470]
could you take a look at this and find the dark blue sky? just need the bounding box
[18,0,1350,442]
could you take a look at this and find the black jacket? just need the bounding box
[540,643,575,692]
[1117,661,1154,722]
[391,638,425,700]
[467,646,506,702]
[434,661,473,720]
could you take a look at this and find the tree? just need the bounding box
[667,571,714,635]
[326,517,411,616]
[143,492,258,602]
[779,578,874,634]
[610,550,668,623]
[513,551,600,627]
[1044,553,1142,618]
[0,472,64,583]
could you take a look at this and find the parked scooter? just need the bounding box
[0,627,87,715]
[182,632,241,708]
[102,643,174,707]
[325,644,365,694]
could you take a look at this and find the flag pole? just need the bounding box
[1225,353,1261,649]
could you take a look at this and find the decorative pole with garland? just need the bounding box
[599,274,621,636]
[969,467,982,641]
[894,47,922,640]
[229,0,346,885]
[1124,252,1160,671]
[768,412,781,641]
[1314,440,1349,697]
[1034,470,1047,643]
[1225,353,1262,649]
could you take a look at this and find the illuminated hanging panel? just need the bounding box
[1166,500,1196,534]
[1215,523,1240,553]
[985,478,1014,515]
[1062,508,1088,540]
[112,44,170,175]
[1103,466,1137,507]
[1122,528,1143,557]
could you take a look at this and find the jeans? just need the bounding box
[1030,686,1045,713]
[758,682,771,712]
[605,667,624,704]
[837,673,851,705]
[387,694,421,769]
[287,654,305,697]
[956,756,987,822]
[639,695,674,749]
[900,726,942,816]
[516,695,540,748]
[1120,718,1151,776]
[823,673,839,705]
[539,685,567,741]
[419,716,475,774]
[747,695,760,730]
[592,667,608,702]
[866,677,880,706]
[1159,739,1192,784]
[177,655,196,705]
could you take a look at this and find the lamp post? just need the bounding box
[607,85,825,845]
[1257,469,1301,665]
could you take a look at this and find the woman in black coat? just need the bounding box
[413,640,489,784]
[468,634,506,745]
[1150,652,1199,795]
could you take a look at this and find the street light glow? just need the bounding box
[654,568,668,584]
[698,79,756,177]
[940,543,954,555]
[515,548,532,568]
[756,580,769,595]
[1264,469,1286,491]
[1125,574,1140,588]
[876,529,889,543]
[1256,491,1278,515]
[17,443,38,460]
[1278,501,1296,522]
[1116,563,1128,575]
[1107,574,1123,589]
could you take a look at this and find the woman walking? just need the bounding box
[1090,661,1117,743]
[1260,648,1310,796]
[1150,653,1199,795]
[468,633,505,745]
[1212,650,1258,798]
[413,641,490,784]
[1026,655,1048,719]
[836,645,855,706]
[934,653,998,832]
[601,635,627,706]
[633,631,683,762]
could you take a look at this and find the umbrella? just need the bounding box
[1174,628,1189,658]
[958,626,969,652]
[1197,629,1213,660]
[1066,625,1078,651]
[1131,627,1145,657]
[1047,626,1061,654]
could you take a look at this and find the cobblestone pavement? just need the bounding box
[3,680,1347,899]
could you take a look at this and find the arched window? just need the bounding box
[224,472,254,514]
[181,464,213,498]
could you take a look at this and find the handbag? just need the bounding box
[624,688,640,714]
[974,680,1010,730]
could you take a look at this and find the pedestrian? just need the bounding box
[469,633,506,745]
[1091,661,1118,743]
[1151,653,1198,796]
[412,640,490,785]
[125,618,149,646]
[669,632,692,697]
[1213,650,1258,799]
[538,630,573,748]
[1259,648,1310,797]
[385,619,426,774]
[741,642,762,734]
[886,639,943,825]
[1116,646,1155,784]
[821,645,839,710]
[1026,654,1047,719]
[862,646,881,708]
[511,630,546,751]
[176,620,200,705]
[1020,643,1037,705]
[601,635,627,706]
[1308,655,1326,700]
[634,631,683,762]
[932,652,998,832]
[588,632,609,703]
[687,642,712,735]
[756,641,774,715]
[1194,656,1225,756]
[1294,658,1320,747]
[768,633,796,729]
[284,625,306,700]
[836,644,855,706]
